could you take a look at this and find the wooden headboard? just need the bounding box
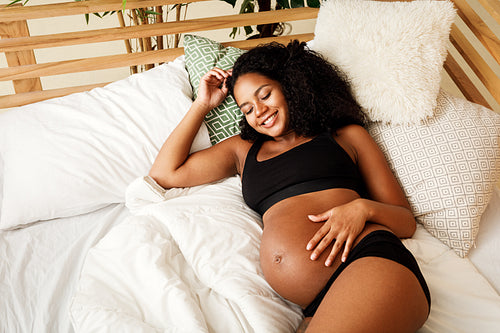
[0,0,498,111]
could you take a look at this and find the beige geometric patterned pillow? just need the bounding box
[368,90,500,257]
[184,34,246,145]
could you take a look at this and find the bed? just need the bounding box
[1,0,499,332]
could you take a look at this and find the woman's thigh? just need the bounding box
[305,257,429,333]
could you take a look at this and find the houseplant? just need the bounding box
[223,0,321,38]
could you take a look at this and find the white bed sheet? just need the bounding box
[0,203,131,333]
[469,185,500,294]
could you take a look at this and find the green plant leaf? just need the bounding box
[144,10,161,16]
[99,11,116,18]
[230,27,238,39]
[7,0,24,6]
[220,0,237,7]
[238,0,254,14]
[276,0,290,9]
[291,0,304,8]
[306,0,320,8]
[244,25,253,35]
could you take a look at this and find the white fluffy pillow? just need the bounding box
[368,90,500,257]
[0,57,211,229]
[312,0,456,124]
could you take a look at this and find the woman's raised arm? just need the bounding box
[149,68,243,189]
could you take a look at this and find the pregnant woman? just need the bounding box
[149,40,430,332]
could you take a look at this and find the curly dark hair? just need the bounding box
[226,40,365,142]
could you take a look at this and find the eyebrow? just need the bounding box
[238,84,271,109]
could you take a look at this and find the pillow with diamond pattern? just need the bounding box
[367,90,500,257]
[184,34,246,145]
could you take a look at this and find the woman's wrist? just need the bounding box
[354,198,372,222]
[353,197,415,237]
[191,99,212,117]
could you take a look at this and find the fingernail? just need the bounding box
[306,243,312,250]
[341,256,346,262]
[325,260,331,267]
[310,253,317,260]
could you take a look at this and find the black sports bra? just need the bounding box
[241,132,366,215]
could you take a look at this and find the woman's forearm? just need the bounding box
[358,198,416,238]
[149,68,233,189]
[149,101,210,187]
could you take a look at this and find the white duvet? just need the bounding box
[70,176,302,332]
[71,176,500,333]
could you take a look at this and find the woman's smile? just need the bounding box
[261,111,278,127]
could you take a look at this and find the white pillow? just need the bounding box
[368,90,500,257]
[0,56,211,229]
[312,0,456,124]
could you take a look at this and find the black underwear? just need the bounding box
[303,230,431,317]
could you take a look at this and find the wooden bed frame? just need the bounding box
[0,0,498,111]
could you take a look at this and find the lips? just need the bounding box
[261,112,278,127]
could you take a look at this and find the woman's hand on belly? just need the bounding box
[306,198,367,266]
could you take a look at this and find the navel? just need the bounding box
[273,254,283,264]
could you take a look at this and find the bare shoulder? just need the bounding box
[218,134,253,173]
[336,124,372,142]
[221,134,252,153]
[334,124,375,162]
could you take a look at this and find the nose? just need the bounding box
[255,101,268,117]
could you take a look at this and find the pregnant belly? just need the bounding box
[259,189,383,308]
[260,219,337,307]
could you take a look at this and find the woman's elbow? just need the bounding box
[406,221,417,238]
[148,168,171,189]
[403,212,417,238]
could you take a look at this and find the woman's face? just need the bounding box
[233,72,290,138]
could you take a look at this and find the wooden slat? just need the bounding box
[0,33,314,81]
[476,0,500,25]
[0,82,110,109]
[453,0,500,64]
[0,7,41,93]
[0,48,182,81]
[0,7,318,52]
[0,33,314,108]
[227,33,314,50]
[444,53,491,109]
[0,0,204,22]
[449,24,500,105]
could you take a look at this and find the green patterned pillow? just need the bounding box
[184,34,246,145]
